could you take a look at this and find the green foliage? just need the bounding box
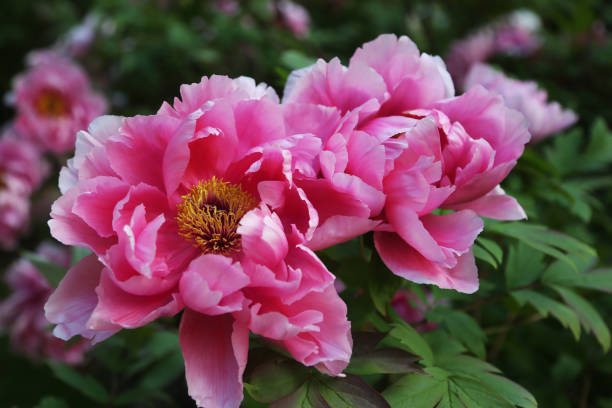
[34,396,69,408]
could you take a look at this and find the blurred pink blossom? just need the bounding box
[0,126,49,194]
[0,127,48,250]
[465,63,577,142]
[446,10,541,87]
[0,243,89,363]
[46,76,351,408]
[13,55,106,153]
[391,289,440,332]
[277,0,310,37]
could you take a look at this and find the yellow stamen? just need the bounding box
[176,177,256,255]
[35,90,69,117]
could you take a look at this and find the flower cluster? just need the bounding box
[446,10,541,87]
[45,34,533,407]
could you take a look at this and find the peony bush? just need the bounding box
[2,2,612,408]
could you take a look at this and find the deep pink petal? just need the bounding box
[374,231,479,293]
[446,185,527,220]
[180,255,249,315]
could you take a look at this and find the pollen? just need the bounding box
[176,177,257,255]
[35,90,69,117]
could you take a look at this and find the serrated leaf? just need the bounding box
[317,374,390,408]
[386,309,434,366]
[512,290,581,340]
[384,357,536,408]
[48,361,110,403]
[383,371,446,408]
[505,243,545,289]
[272,374,390,408]
[552,285,611,352]
[22,251,66,287]
[428,309,487,359]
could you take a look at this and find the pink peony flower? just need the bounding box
[282,34,529,293]
[0,186,30,250]
[276,0,311,37]
[465,63,578,142]
[12,55,106,153]
[391,289,440,332]
[0,243,89,363]
[46,75,351,408]
[446,10,541,87]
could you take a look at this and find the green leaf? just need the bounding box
[71,246,91,266]
[386,309,434,366]
[385,358,537,408]
[316,374,390,408]
[583,118,612,171]
[138,351,184,390]
[505,243,546,289]
[34,397,69,408]
[47,361,110,403]
[543,261,612,293]
[474,244,500,269]
[271,374,390,408]
[280,50,315,70]
[545,128,583,177]
[383,370,446,408]
[246,358,309,403]
[427,309,487,359]
[477,237,504,265]
[552,285,611,352]
[22,251,66,287]
[487,223,596,271]
[368,265,403,316]
[511,290,581,340]
[347,332,423,375]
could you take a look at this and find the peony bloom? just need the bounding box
[465,63,578,142]
[276,0,311,37]
[0,243,89,363]
[445,10,541,87]
[283,34,529,293]
[46,75,351,408]
[12,54,106,153]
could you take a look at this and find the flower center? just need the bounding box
[176,177,256,255]
[35,90,69,117]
